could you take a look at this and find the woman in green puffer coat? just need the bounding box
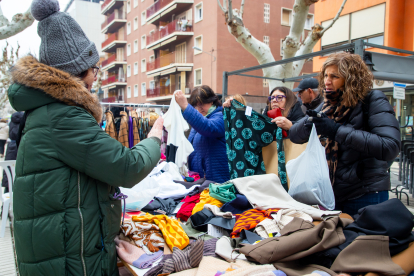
[9,1,162,275]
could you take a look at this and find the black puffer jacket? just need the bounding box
[289,90,400,203]
[2,111,23,188]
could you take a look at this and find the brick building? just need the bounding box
[101,0,314,111]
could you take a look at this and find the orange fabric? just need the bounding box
[231,208,280,238]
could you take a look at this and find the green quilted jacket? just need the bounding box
[9,56,161,276]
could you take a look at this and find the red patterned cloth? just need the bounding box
[176,194,201,222]
[231,208,280,238]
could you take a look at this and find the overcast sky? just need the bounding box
[0,0,71,57]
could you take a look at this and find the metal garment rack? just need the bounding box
[100,102,170,108]
[221,39,414,99]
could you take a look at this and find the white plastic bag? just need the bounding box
[286,124,335,210]
[120,176,160,211]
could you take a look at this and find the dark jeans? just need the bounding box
[336,191,389,217]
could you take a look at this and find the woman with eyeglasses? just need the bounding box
[265,86,305,132]
[174,85,230,183]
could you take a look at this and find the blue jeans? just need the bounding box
[336,191,389,217]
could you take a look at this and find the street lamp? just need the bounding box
[193,47,217,87]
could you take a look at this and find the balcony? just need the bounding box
[101,73,127,90]
[101,53,127,71]
[102,33,127,53]
[101,0,126,15]
[146,0,194,25]
[146,85,191,102]
[101,12,126,34]
[147,19,193,50]
[146,51,193,77]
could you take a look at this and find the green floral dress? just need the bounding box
[223,100,288,191]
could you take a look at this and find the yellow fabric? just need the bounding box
[132,213,189,251]
[192,189,224,215]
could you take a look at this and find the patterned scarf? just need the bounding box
[322,90,352,185]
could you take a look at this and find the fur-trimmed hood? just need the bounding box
[9,55,102,122]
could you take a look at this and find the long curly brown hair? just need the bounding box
[318,52,373,108]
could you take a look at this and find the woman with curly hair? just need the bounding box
[289,52,400,215]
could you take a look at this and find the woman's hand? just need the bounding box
[147,117,164,140]
[174,90,188,111]
[223,97,233,108]
[271,117,293,130]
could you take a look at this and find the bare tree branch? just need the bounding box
[321,0,347,35]
[240,0,245,19]
[0,6,35,40]
[217,0,226,13]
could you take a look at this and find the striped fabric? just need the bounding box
[231,208,280,238]
[161,239,204,274]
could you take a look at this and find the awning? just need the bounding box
[365,51,414,84]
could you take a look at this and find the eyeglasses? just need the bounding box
[92,66,100,77]
[268,95,286,102]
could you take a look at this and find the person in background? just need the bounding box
[175,86,230,183]
[1,112,23,193]
[9,1,163,275]
[289,52,400,215]
[0,118,9,158]
[266,86,305,132]
[223,94,247,106]
[293,78,324,113]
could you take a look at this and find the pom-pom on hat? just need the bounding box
[31,0,100,76]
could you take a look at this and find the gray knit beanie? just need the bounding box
[31,0,100,76]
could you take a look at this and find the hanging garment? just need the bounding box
[128,116,134,148]
[118,111,130,147]
[223,100,288,189]
[131,110,140,146]
[132,213,190,251]
[163,96,194,171]
[105,110,117,139]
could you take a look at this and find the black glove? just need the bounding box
[304,110,327,128]
[312,116,340,140]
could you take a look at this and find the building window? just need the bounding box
[263,79,269,87]
[127,22,131,35]
[195,3,203,23]
[127,44,131,56]
[127,65,131,77]
[195,68,202,86]
[134,62,138,75]
[149,80,155,89]
[141,35,146,49]
[141,82,146,96]
[127,86,131,98]
[134,84,138,97]
[134,40,138,53]
[141,59,146,72]
[263,36,269,46]
[150,55,155,62]
[127,1,131,13]
[134,0,138,8]
[141,11,146,25]
[194,36,202,54]
[264,4,270,23]
[281,8,292,26]
[134,17,138,30]
[305,14,314,30]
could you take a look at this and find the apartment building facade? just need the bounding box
[101,0,314,110]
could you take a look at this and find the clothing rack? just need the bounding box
[100,103,170,108]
